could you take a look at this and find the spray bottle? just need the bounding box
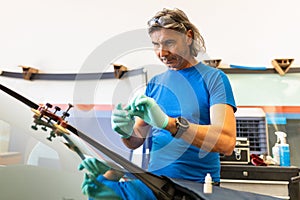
[275,131,291,167]
[272,132,280,165]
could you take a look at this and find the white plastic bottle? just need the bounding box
[272,132,280,165]
[276,131,291,167]
[203,173,212,194]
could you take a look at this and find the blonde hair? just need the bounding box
[148,8,206,56]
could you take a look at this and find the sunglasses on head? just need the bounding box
[148,15,179,27]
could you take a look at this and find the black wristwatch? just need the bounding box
[173,117,189,138]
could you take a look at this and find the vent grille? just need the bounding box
[236,117,268,155]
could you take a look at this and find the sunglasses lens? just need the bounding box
[148,16,175,27]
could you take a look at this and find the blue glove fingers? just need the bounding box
[112,115,132,123]
[78,163,84,171]
[112,104,134,122]
[82,184,98,197]
[78,158,109,177]
[81,174,121,199]
[126,95,148,118]
[112,109,127,118]
[128,94,169,129]
[112,120,132,132]
[134,96,154,108]
[78,159,96,172]
[87,158,110,176]
[78,158,95,171]
[78,160,88,171]
[81,174,95,195]
[127,94,146,111]
[113,122,132,128]
[89,159,101,175]
[92,159,110,174]
[116,103,123,110]
[112,112,132,130]
[113,127,132,138]
[112,103,134,138]
[127,109,144,119]
[112,104,128,119]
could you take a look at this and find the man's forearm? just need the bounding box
[103,169,125,181]
[122,121,151,149]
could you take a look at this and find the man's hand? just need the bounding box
[81,174,121,200]
[111,103,134,138]
[78,158,110,178]
[128,94,169,129]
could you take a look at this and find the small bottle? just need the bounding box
[279,143,290,166]
[272,132,280,165]
[276,131,291,167]
[203,173,212,194]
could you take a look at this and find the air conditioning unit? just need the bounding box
[235,108,269,155]
[221,108,269,165]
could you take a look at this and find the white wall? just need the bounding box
[1,0,300,167]
[1,0,300,74]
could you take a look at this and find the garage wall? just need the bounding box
[1,0,300,73]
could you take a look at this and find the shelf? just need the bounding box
[219,67,300,74]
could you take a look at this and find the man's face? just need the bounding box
[150,28,193,70]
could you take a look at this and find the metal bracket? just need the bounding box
[203,59,222,68]
[18,65,39,80]
[113,64,128,79]
[271,58,294,76]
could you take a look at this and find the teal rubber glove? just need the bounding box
[128,94,169,129]
[111,103,134,138]
[78,158,110,178]
[81,173,121,200]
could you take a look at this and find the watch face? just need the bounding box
[174,117,189,138]
[178,117,189,127]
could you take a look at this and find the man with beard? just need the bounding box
[79,8,236,200]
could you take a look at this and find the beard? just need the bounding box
[160,55,187,70]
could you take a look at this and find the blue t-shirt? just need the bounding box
[145,62,236,183]
[95,62,236,200]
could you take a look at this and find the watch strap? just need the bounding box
[173,117,189,138]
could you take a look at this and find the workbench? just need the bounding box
[220,165,300,200]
